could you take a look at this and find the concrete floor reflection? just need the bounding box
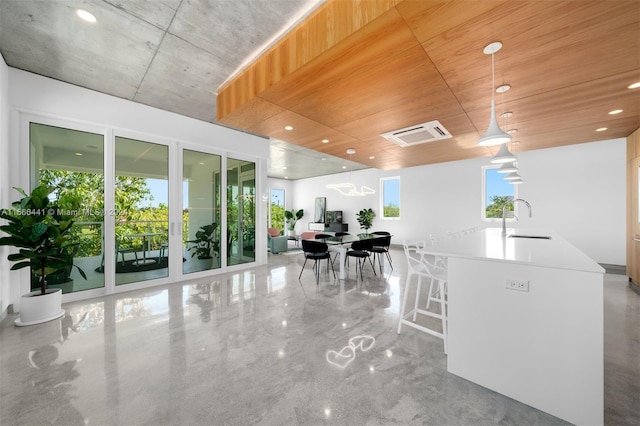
[0,248,638,425]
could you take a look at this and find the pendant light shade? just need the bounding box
[496,161,518,174]
[490,143,517,164]
[508,177,524,185]
[478,100,512,146]
[503,171,522,180]
[477,42,512,147]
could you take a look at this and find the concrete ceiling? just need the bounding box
[0,0,362,179]
[1,0,638,181]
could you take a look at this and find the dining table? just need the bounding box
[314,234,385,280]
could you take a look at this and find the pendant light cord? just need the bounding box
[491,51,495,105]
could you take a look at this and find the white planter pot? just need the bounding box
[287,230,296,237]
[193,257,214,271]
[15,288,64,327]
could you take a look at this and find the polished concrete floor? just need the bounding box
[1,247,638,425]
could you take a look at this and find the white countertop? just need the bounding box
[418,228,604,274]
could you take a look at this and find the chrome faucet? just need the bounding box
[502,198,532,236]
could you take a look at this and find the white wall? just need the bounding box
[8,69,269,157]
[0,53,10,316]
[288,138,626,265]
[4,68,270,307]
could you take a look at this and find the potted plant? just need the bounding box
[284,209,303,237]
[0,185,86,326]
[356,208,376,235]
[186,223,219,267]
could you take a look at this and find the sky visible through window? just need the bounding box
[271,189,284,207]
[140,178,189,208]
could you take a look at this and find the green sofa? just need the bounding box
[267,231,288,254]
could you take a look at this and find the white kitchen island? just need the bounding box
[418,228,604,425]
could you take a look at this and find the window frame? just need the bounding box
[481,165,517,222]
[380,176,401,220]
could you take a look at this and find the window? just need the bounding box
[269,188,285,231]
[381,177,400,219]
[482,165,516,220]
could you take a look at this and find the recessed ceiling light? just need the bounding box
[369,156,375,159]
[596,127,608,132]
[199,162,204,165]
[342,166,347,169]
[283,166,287,170]
[75,152,83,156]
[628,82,640,89]
[322,139,329,143]
[284,126,293,131]
[76,9,96,23]
[496,84,511,93]
[321,157,326,161]
[284,176,288,179]
[507,129,518,134]
[500,111,513,118]
[608,109,623,115]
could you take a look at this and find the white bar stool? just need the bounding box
[397,240,448,353]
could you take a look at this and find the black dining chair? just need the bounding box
[346,239,377,280]
[315,233,336,265]
[299,239,335,285]
[370,235,393,273]
[334,232,350,237]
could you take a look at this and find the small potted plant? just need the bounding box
[0,185,86,326]
[284,209,303,237]
[186,223,219,268]
[356,208,375,236]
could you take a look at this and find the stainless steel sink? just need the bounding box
[508,234,551,239]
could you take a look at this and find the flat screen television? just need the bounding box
[326,210,343,224]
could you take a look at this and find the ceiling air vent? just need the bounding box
[380,120,452,147]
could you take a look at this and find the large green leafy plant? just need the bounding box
[284,209,304,231]
[186,223,219,259]
[0,185,86,295]
[356,208,376,233]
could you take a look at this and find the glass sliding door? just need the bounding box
[114,136,169,285]
[183,149,221,274]
[227,158,255,266]
[29,123,105,294]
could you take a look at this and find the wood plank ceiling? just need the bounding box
[217,0,640,171]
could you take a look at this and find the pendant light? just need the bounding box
[477,42,512,146]
[496,161,518,173]
[326,149,375,196]
[503,171,522,180]
[490,143,517,164]
[491,85,516,163]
